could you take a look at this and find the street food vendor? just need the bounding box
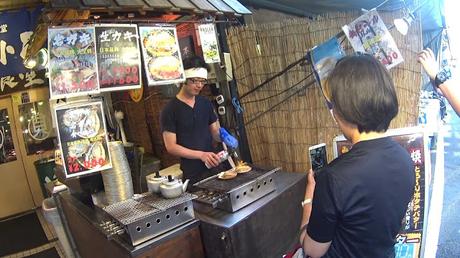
[160,56,237,185]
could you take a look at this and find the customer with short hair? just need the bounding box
[299,55,415,258]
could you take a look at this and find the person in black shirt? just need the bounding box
[300,55,415,258]
[160,56,221,185]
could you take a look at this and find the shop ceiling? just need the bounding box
[241,0,445,31]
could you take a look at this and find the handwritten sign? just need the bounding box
[198,24,221,64]
[342,9,403,69]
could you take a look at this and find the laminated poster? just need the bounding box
[139,26,185,86]
[54,101,112,178]
[198,24,221,64]
[95,24,142,92]
[342,9,403,69]
[333,127,429,258]
[310,37,345,107]
[48,27,99,99]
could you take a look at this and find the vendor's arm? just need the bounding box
[209,121,221,142]
[300,169,333,258]
[162,131,220,167]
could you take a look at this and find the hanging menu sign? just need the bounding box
[333,127,429,258]
[139,26,185,86]
[342,9,403,69]
[54,101,111,178]
[95,24,142,92]
[48,27,99,99]
[198,24,221,64]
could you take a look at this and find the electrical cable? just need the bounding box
[239,55,307,100]
[242,73,314,105]
[245,79,317,126]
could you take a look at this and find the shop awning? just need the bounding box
[48,0,252,16]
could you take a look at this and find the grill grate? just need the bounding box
[103,193,195,226]
[195,166,276,192]
[137,192,196,210]
[103,199,160,225]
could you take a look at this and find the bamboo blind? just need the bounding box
[227,10,422,172]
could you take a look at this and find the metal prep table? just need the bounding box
[194,171,306,258]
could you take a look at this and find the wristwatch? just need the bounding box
[434,67,452,88]
[301,198,312,207]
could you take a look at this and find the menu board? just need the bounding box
[139,26,185,86]
[95,24,142,92]
[333,127,429,258]
[198,24,221,64]
[48,27,99,99]
[342,9,403,70]
[54,101,111,178]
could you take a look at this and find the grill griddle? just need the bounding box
[193,165,280,212]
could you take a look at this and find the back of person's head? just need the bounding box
[326,54,398,133]
[183,56,209,71]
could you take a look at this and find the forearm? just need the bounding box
[166,143,203,160]
[300,204,312,242]
[439,82,460,117]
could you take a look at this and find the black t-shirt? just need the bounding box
[160,95,218,184]
[307,137,415,258]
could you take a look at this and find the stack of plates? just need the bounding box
[102,141,134,205]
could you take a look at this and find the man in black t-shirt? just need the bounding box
[160,57,221,185]
[300,55,415,258]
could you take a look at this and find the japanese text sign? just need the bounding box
[342,9,403,69]
[0,7,46,95]
[48,27,99,99]
[54,100,112,178]
[95,24,142,92]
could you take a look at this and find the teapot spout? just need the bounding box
[182,179,190,193]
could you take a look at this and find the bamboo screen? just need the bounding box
[227,11,422,172]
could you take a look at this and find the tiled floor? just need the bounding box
[1,209,65,258]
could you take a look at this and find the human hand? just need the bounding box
[417,48,438,81]
[305,169,316,199]
[200,152,220,168]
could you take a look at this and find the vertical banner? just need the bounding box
[333,127,429,258]
[342,9,403,69]
[54,101,111,178]
[198,24,221,64]
[48,26,99,99]
[139,26,185,86]
[95,24,142,92]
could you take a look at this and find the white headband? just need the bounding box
[184,68,208,79]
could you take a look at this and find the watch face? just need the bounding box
[438,71,447,81]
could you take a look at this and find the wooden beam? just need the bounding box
[0,0,43,11]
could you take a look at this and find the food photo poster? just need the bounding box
[139,26,185,86]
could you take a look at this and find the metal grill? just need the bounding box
[193,166,280,212]
[100,192,196,246]
[103,199,160,225]
[195,167,271,192]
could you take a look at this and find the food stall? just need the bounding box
[14,1,309,257]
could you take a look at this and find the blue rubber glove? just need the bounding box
[219,128,238,149]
